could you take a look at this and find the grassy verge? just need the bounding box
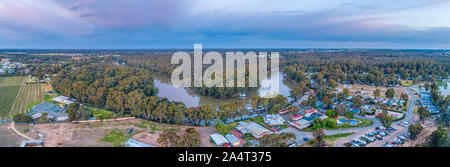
[100,129,132,147]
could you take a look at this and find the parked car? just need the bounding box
[375,135,383,140]
[344,142,353,147]
[367,137,375,142]
[390,127,397,131]
[394,138,403,144]
[385,144,394,147]
[367,132,375,137]
[399,136,406,140]
[352,143,360,147]
[303,137,310,142]
[379,132,386,137]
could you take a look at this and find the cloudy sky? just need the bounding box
[1,0,450,49]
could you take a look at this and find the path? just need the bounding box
[9,121,34,140]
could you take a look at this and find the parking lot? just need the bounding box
[342,121,412,147]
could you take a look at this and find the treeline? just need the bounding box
[282,50,449,86]
[51,63,258,125]
[120,54,260,98]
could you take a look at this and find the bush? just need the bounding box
[13,113,33,123]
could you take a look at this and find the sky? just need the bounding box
[1,0,450,49]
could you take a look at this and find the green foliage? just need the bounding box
[408,123,423,140]
[100,129,131,147]
[12,113,33,123]
[215,122,238,135]
[379,111,393,128]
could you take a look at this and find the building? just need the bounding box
[29,102,68,121]
[263,114,285,126]
[225,134,241,147]
[292,114,303,121]
[52,96,75,105]
[279,108,290,114]
[289,119,311,130]
[210,133,229,146]
[125,139,155,147]
[20,140,44,147]
[237,122,273,139]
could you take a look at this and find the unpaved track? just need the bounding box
[9,121,34,140]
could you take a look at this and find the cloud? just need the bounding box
[1,0,450,48]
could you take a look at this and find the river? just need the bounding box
[153,73,295,107]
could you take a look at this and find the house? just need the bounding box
[290,119,311,130]
[292,114,303,121]
[52,96,75,105]
[279,108,290,114]
[237,122,273,139]
[225,134,241,147]
[263,114,285,126]
[210,133,230,146]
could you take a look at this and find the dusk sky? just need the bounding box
[1,0,450,49]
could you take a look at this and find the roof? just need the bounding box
[289,119,311,130]
[264,114,285,126]
[125,139,155,147]
[225,134,240,144]
[292,114,303,121]
[210,133,229,146]
[30,102,67,119]
[52,96,75,104]
[238,122,273,138]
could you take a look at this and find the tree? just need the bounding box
[177,128,201,147]
[385,88,395,99]
[67,103,92,121]
[379,111,393,128]
[313,128,326,147]
[373,89,381,98]
[352,96,363,108]
[424,124,448,147]
[424,83,430,92]
[408,123,423,140]
[417,107,430,122]
[157,130,179,147]
[12,113,33,123]
[400,93,409,101]
[321,96,332,109]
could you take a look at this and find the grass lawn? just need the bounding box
[400,80,413,86]
[216,122,238,135]
[100,129,132,147]
[90,109,117,120]
[325,132,354,142]
[250,116,265,125]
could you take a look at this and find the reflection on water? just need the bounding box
[439,82,449,97]
[412,82,449,97]
[153,73,295,108]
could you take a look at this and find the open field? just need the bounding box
[0,76,27,86]
[23,119,217,147]
[400,80,413,86]
[9,83,44,116]
[0,124,21,147]
[0,86,21,118]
